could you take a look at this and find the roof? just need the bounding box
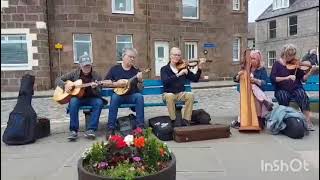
[256,0,319,21]
[247,22,255,39]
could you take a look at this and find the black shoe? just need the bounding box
[106,128,115,140]
[172,120,181,127]
[181,119,190,126]
[263,100,274,111]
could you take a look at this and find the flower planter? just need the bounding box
[78,154,176,180]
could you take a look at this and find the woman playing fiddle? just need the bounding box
[232,50,273,129]
[270,44,317,131]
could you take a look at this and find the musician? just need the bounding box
[270,44,317,131]
[55,53,104,141]
[160,47,205,127]
[232,50,273,129]
[104,47,144,137]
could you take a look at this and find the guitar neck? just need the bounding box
[75,80,113,88]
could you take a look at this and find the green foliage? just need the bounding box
[100,161,136,180]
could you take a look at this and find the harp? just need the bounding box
[238,49,261,131]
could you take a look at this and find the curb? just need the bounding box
[1,84,236,100]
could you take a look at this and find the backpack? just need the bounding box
[116,114,136,136]
[281,117,307,139]
[191,109,211,125]
[149,116,173,141]
[2,74,38,145]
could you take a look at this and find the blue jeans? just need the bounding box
[69,97,103,132]
[108,93,145,129]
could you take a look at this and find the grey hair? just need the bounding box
[122,47,138,58]
[280,44,297,58]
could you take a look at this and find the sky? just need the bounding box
[248,0,273,22]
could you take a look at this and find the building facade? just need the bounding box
[1,0,248,91]
[255,0,319,69]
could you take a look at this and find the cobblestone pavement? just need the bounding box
[1,87,318,133]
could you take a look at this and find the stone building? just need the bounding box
[1,0,248,91]
[255,0,319,69]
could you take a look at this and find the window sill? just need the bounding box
[232,61,240,65]
[1,65,32,71]
[112,11,134,15]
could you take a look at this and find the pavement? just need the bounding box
[1,80,319,180]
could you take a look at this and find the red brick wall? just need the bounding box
[1,0,51,91]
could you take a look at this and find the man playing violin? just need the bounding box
[160,47,205,127]
[103,48,144,137]
[270,44,317,131]
[55,53,105,141]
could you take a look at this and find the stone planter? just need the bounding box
[78,154,176,180]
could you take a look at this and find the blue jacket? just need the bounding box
[265,105,308,135]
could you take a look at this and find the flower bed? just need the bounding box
[78,128,176,180]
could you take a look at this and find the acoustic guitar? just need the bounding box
[114,68,151,96]
[53,79,114,104]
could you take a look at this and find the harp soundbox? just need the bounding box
[239,49,261,132]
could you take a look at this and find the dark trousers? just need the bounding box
[275,88,310,111]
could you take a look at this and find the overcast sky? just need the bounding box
[248,0,273,22]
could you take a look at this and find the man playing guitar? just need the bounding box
[55,53,105,141]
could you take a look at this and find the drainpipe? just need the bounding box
[45,0,54,88]
[145,0,151,78]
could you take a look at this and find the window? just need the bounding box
[269,20,276,39]
[247,39,255,50]
[317,10,319,32]
[1,34,28,65]
[182,0,199,19]
[233,38,241,62]
[112,0,134,14]
[184,42,198,60]
[233,0,240,11]
[73,34,92,63]
[268,51,276,68]
[273,0,289,10]
[116,35,133,62]
[288,16,297,36]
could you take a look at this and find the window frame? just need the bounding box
[116,34,133,63]
[233,0,240,11]
[288,15,298,36]
[269,20,277,39]
[268,51,277,68]
[112,0,134,15]
[182,0,199,20]
[184,42,198,60]
[1,28,36,71]
[233,37,241,62]
[73,33,93,64]
[273,0,289,10]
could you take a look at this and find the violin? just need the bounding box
[286,58,312,71]
[176,58,212,71]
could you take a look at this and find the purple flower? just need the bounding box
[97,162,108,169]
[133,156,141,162]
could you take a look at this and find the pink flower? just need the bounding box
[133,156,141,162]
[133,127,143,135]
[97,162,108,169]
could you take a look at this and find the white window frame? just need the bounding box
[273,0,289,10]
[112,0,134,15]
[116,35,133,63]
[184,42,198,60]
[288,15,297,36]
[233,37,241,62]
[317,10,319,32]
[73,34,93,63]
[182,0,199,20]
[1,28,37,71]
[268,51,276,68]
[233,0,240,11]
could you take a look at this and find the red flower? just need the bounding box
[159,148,165,157]
[109,135,127,149]
[134,137,145,148]
[133,127,143,135]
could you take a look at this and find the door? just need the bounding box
[154,41,169,76]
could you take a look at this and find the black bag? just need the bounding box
[149,116,173,141]
[191,109,211,125]
[281,117,306,139]
[2,74,38,145]
[116,114,136,136]
[35,117,51,139]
